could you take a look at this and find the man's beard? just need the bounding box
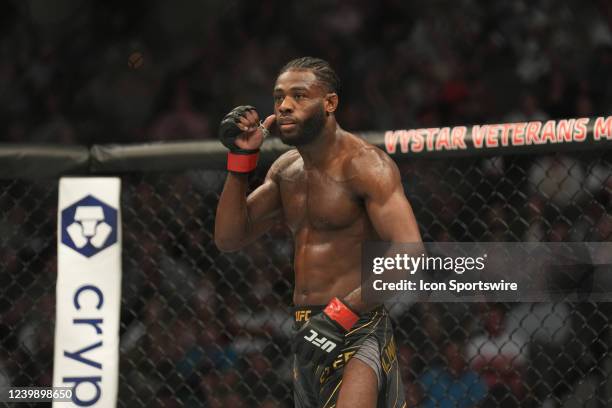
[279,105,326,146]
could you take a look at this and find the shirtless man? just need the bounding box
[214,57,422,408]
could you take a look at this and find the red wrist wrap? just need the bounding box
[324,297,359,331]
[227,151,259,173]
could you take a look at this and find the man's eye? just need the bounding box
[274,95,284,103]
[294,94,305,100]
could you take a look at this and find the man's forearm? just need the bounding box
[343,241,425,314]
[214,173,250,251]
[342,286,376,314]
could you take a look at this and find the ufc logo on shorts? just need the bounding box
[304,330,337,353]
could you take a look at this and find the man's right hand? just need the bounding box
[219,105,276,153]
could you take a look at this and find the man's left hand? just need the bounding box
[294,298,359,372]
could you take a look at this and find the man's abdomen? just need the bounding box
[292,227,365,305]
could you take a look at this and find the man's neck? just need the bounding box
[297,120,340,168]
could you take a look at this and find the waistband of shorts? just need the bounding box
[291,304,326,323]
[291,303,385,324]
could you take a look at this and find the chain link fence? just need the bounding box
[1,150,611,407]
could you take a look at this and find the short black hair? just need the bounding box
[279,57,341,94]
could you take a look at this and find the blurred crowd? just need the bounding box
[1,0,612,407]
[2,0,612,145]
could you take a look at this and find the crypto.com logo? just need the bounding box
[61,195,118,257]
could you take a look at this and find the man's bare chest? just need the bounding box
[278,165,364,231]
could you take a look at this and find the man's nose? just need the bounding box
[278,97,294,113]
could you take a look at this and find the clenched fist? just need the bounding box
[219,105,276,153]
[218,105,276,173]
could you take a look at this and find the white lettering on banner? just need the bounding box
[54,178,121,408]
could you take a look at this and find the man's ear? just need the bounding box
[325,93,339,113]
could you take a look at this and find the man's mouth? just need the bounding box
[280,123,297,131]
[278,118,297,131]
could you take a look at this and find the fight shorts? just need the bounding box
[292,305,407,408]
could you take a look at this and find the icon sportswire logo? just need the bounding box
[304,330,337,353]
[61,195,118,257]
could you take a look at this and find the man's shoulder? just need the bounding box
[342,133,399,182]
[335,133,403,197]
[268,149,301,179]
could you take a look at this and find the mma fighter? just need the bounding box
[215,57,422,408]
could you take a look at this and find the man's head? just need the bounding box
[273,57,340,146]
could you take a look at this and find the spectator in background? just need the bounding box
[30,92,76,144]
[150,78,210,141]
[397,344,423,407]
[504,92,548,123]
[465,304,528,399]
[419,340,488,408]
[527,154,586,210]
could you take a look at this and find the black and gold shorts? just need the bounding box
[292,305,406,408]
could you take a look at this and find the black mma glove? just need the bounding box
[218,105,262,173]
[295,298,359,371]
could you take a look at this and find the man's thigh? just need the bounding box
[336,358,378,408]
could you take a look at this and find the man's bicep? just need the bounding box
[246,177,282,223]
[245,176,283,237]
[242,151,299,242]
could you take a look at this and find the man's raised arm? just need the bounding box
[213,106,280,252]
